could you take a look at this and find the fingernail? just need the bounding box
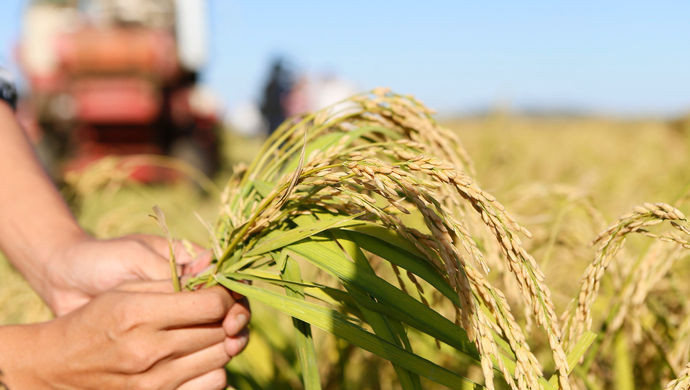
[236,313,248,327]
[225,333,250,356]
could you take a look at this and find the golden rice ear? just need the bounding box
[563,202,690,351]
[666,362,690,390]
[182,89,586,390]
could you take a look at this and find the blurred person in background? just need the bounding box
[285,72,358,118]
[0,67,249,389]
[308,73,357,114]
[260,57,293,136]
[285,75,310,118]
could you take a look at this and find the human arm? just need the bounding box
[0,102,91,312]
[0,75,251,387]
[0,102,213,315]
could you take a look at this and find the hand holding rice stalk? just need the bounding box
[181,89,592,389]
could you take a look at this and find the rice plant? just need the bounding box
[49,88,690,389]
[182,89,603,389]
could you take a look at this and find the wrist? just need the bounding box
[38,230,93,312]
[22,226,91,313]
[0,323,50,388]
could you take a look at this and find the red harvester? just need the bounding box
[18,0,219,181]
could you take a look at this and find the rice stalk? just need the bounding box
[185,89,578,389]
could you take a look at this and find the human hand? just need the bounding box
[0,281,250,390]
[41,233,212,316]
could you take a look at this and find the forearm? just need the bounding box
[0,104,87,299]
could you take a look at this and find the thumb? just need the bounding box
[129,247,178,281]
[132,244,213,280]
[129,234,212,268]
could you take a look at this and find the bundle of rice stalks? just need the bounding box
[185,89,592,389]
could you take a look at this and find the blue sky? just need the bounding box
[2,0,690,117]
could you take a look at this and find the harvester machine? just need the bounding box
[19,0,219,180]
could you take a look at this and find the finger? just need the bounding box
[139,287,235,329]
[177,368,227,390]
[149,342,230,389]
[224,328,250,357]
[158,325,227,359]
[130,236,212,281]
[133,254,174,281]
[230,289,246,301]
[115,283,237,329]
[107,235,174,281]
[129,234,173,257]
[222,297,251,336]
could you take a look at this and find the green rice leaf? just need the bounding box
[220,270,364,318]
[334,230,422,390]
[613,332,635,390]
[251,179,276,199]
[342,222,426,258]
[272,250,289,273]
[245,215,365,256]
[333,229,458,305]
[216,275,482,389]
[284,238,479,359]
[281,257,321,390]
[282,131,344,175]
[547,331,597,387]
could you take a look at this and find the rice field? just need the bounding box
[1,95,689,389]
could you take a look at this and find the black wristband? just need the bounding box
[0,69,18,111]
